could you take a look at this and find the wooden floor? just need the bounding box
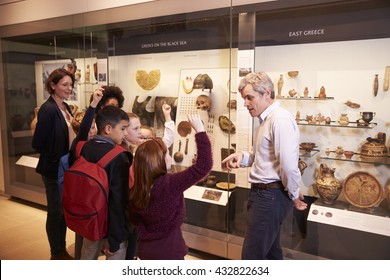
[0,194,213,260]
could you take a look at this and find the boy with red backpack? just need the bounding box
[63,106,132,260]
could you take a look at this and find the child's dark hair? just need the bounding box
[95,106,129,133]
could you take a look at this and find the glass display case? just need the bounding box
[1,0,390,260]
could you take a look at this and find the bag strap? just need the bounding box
[97,145,127,168]
[75,141,87,158]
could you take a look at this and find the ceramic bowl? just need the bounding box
[287,71,299,78]
[300,142,316,150]
[344,151,354,159]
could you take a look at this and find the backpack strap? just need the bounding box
[97,145,127,168]
[75,141,87,158]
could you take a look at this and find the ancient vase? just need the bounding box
[205,175,217,188]
[318,86,326,99]
[315,163,342,205]
[338,113,349,126]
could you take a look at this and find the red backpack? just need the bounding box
[62,141,127,241]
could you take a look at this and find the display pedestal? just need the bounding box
[305,201,390,259]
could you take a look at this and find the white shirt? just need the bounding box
[241,101,301,200]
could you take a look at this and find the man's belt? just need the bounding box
[251,181,284,190]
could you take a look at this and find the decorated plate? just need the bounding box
[216,182,236,190]
[343,171,383,208]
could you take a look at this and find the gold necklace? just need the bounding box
[182,78,193,94]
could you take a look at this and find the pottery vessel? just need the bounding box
[288,89,297,97]
[315,163,342,205]
[298,159,307,175]
[318,86,326,99]
[360,111,375,125]
[343,151,354,159]
[360,132,387,158]
[205,175,217,188]
[335,146,344,156]
[287,71,299,78]
[338,113,349,126]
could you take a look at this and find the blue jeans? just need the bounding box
[42,175,67,257]
[242,187,293,260]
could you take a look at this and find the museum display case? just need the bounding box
[1,0,390,259]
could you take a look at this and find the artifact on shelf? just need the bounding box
[325,148,331,156]
[345,100,360,108]
[205,175,217,188]
[227,99,237,110]
[384,66,390,91]
[300,142,316,152]
[75,69,81,83]
[335,146,344,156]
[373,74,379,96]
[287,71,299,78]
[360,111,375,125]
[318,86,326,99]
[360,132,387,159]
[343,150,354,159]
[136,70,161,90]
[277,74,284,97]
[288,89,297,97]
[174,140,184,163]
[216,182,236,190]
[315,113,325,124]
[338,113,349,126]
[218,115,236,134]
[298,159,307,175]
[85,64,90,83]
[303,86,309,97]
[343,171,383,208]
[196,95,212,111]
[325,116,331,125]
[193,74,213,93]
[295,111,300,122]
[315,163,342,205]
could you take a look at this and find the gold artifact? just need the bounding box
[136,70,161,90]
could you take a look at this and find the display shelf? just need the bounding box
[300,148,319,158]
[297,120,377,129]
[276,96,334,100]
[321,152,390,165]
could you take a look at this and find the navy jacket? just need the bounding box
[32,96,73,179]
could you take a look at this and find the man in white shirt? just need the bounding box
[222,71,307,260]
